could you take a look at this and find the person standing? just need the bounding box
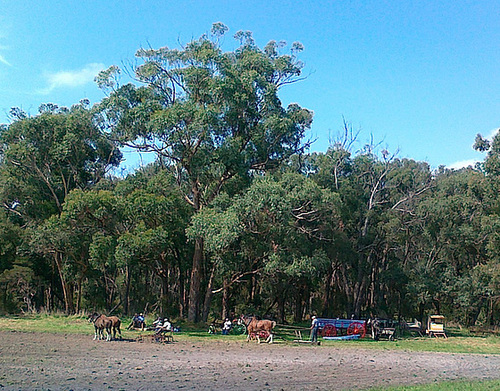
[222,318,232,335]
[310,316,319,342]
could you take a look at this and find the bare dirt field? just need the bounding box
[0,331,499,391]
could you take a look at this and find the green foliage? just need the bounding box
[475,130,500,175]
[0,212,22,273]
[0,25,499,326]
[0,105,121,220]
[0,265,37,313]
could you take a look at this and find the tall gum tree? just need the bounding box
[0,103,122,314]
[95,24,313,321]
[0,102,122,221]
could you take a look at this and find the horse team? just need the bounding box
[88,313,276,343]
[88,313,122,341]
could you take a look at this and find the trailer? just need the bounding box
[316,318,367,339]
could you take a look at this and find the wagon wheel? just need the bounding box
[321,324,337,337]
[258,330,270,339]
[347,322,366,338]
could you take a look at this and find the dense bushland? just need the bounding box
[1,24,499,327]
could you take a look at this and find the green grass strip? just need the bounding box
[370,379,500,390]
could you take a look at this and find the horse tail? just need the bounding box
[272,321,276,329]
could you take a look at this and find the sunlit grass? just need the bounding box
[0,312,91,334]
[318,335,500,355]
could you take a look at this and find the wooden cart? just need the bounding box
[370,318,398,341]
[426,315,447,338]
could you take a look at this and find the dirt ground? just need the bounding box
[0,331,499,391]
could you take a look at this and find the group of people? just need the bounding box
[127,313,173,335]
[153,316,172,335]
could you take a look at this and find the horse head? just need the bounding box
[240,315,254,327]
[88,313,100,323]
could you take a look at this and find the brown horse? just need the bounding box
[88,313,121,341]
[107,315,122,340]
[241,315,276,343]
[88,313,112,341]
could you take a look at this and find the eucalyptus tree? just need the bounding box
[473,129,500,324]
[114,168,191,316]
[474,129,500,175]
[0,212,21,273]
[303,135,434,318]
[0,102,121,221]
[407,168,491,324]
[30,189,122,314]
[0,212,26,312]
[190,173,342,321]
[94,24,313,321]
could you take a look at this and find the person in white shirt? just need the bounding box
[222,318,232,335]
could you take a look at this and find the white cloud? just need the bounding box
[39,63,105,94]
[447,159,480,170]
[0,54,10,66]
[487,128,499,139]
[0,28,10,66]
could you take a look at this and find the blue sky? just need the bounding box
[1,1,499,171]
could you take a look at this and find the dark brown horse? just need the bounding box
[241,315,276,343]
[106,315,122,340]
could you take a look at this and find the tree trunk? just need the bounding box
[178,266,185,317]
[321,265,335,316]
[278,295,285,324]
[75,277,83,313]
[418,301,425,326]
[44,287,52,312]
[294,285,304,323]
[202,263,215,322]
[188,237,203,322]
[222,280,229,320]
[250,274,257,303]
[124,265,131,316]
[53,252,74,314]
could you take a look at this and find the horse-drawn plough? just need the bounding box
[136,331,174,344]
